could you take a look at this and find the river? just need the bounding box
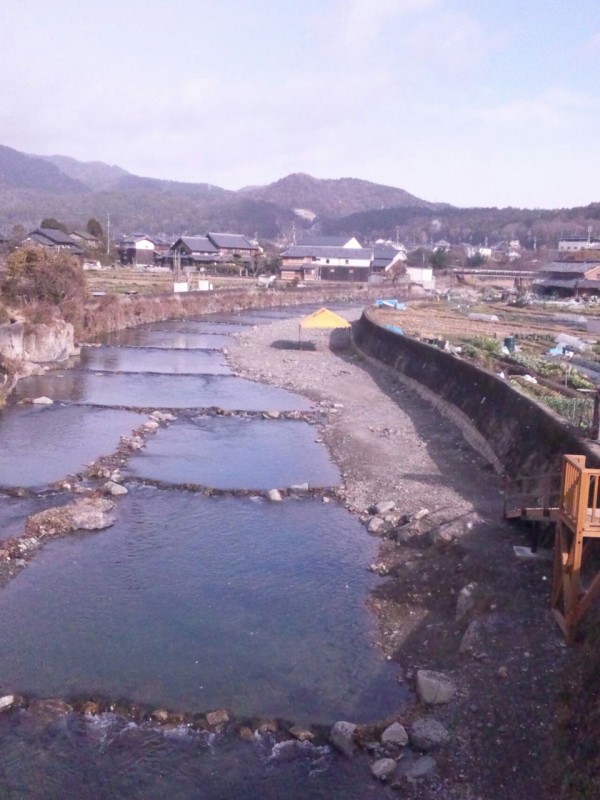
[0,305,402,798]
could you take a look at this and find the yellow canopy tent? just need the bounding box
[298,307,350,347]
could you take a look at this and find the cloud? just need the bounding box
[403,11,489,75]
[331,0,439,48]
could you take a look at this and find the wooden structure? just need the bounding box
[505,454,600,642]
[552,455,600,641]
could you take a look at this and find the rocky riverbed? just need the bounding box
[227,310,568,799]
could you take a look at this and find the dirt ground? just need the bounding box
[228,307,569,799]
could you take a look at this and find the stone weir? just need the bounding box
[0,284,402,404]
[353,308,600,479]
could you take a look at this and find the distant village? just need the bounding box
[2,223,600,300]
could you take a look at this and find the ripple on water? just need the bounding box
[77,346,231,375]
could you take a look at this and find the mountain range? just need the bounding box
[0,144,598,248]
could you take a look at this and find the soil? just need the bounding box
[227,307,569,799]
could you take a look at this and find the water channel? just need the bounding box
[0,305,401,797]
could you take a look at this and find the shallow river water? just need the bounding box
[0,305,401,797]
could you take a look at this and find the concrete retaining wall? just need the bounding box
[354,309,600,478]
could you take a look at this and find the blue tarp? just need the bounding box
[384,325,404,335]
[375,300,407,310]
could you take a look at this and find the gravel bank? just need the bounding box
[228,308,567,799]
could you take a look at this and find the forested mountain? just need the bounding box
[0,144,598,247]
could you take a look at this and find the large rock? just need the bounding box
[0,320,77,363]
[409,717,449,751]
[26,497,116,537]
[368,516,386,534]
[266,489,282,502]
[416,670,457,705]
[404,755,437,780]
[330,721,357,757]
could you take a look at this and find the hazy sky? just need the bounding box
[2,0,599,208]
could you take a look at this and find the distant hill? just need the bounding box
[0,145,88,194]
[39,154,130,191]
[239,172,437,218]
[0,144,598,247]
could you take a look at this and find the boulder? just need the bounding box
[409,717,449,751]
[0,695,17,712]
[266,489,282,502]
[416,670,457,705]
[373,501,395,515]
[32,396,53,405]
[330,720,357,758]
[289,482,309,495]
[289,725,314,742]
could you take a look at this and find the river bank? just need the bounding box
[227,309,567,798]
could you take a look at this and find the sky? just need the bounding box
[2,0,599,209]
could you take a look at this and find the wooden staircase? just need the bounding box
[505,455,600,642]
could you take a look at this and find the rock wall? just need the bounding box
[0,320,75,363]
[354,309,600,478]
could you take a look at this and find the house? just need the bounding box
[69,230,100,250]
[168,236,220,268]
[371,244,403,275]
[206,232,260,263]
[558,237,600,253]
[381,251,434,289]
[280,244,372,282]
[534,261,600,297]
[23,228,83,254]
[117,235,156,266]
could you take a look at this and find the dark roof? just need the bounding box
[282,245,373,259]
[174,236,218,254]
[70,230,98,241]
[298,235,359,247]
[207,232,259,250]
[539,261,600,275]
[30,227,79,246]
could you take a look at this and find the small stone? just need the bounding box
[456,582,479,622]
[404,755,437,780]
[32,396,53,405]
[374,501,395,515]
[289,725,314,742]
[80,701,100,715]
[414,508,429,520]
[381,722,408,746]
[416,670,457,705]
[239,726,255,741]
[0,695,17,712]
[265,410,280,419]
[498,665,509,679]
[289,482,309,495]
[152,709,169,723]
[143,420,160,432]
[330,720,357,758]
[257,719,278,734]
[103,481,128,496]
[368,516,386,534]
[206,709,229,726]
[266,489,282,502]
[371,758,397,781]
[410,717,449,751]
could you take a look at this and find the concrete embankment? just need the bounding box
[354,308,600,478]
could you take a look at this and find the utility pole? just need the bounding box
[106,212,111,257]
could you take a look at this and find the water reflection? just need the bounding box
[78,346,230,375]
